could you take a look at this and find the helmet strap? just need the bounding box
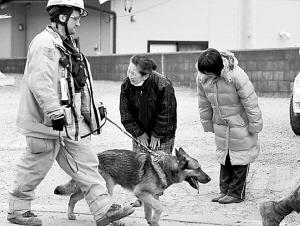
[64,14,71,36]
[56,13,71,37]
[48,6,76,37]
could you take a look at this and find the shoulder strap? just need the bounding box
[55,44,80,140]
[82,55,101,135]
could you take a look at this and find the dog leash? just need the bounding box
[105,117,159,157]
[59,132,79,174]
[80,115,158,157]
[80,117,107,139]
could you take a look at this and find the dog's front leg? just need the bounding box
[143,202,152,223]
[137,192,162,226]
[68,190,84,220]
[100,172,115,196]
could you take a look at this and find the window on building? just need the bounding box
[148,40,208,53]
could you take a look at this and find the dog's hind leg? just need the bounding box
[137,192,162,226]
[68,189,84,220]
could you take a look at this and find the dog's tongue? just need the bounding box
[191,178,199,194]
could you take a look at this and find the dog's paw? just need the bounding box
[112,220,125,226]
[68,213,76,220]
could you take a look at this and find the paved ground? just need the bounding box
[0,74,300,225]
[0,202,262,226]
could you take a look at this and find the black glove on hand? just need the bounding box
[98,102,107,120]
[52,115,66,131]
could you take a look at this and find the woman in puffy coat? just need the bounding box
[196,48,263,204]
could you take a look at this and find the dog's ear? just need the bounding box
[175,148,179,157]
[178,156,188,169]
[177,147,201,170]
[176,148,185,162]
[178,147,189,157]
[176,147,185,157]
[176,147,190,165]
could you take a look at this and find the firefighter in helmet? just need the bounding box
[7,1,134,225]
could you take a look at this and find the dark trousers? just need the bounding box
[219,154,249,200]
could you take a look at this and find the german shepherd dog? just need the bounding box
[54,147,211,226]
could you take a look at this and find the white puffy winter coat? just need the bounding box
[196,65,263,165]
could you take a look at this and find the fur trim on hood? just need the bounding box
[220,50,238,84]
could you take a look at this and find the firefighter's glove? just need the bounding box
[98,102,107,120]
[51,115,66,131]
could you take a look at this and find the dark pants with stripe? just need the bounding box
[219,154,249,200]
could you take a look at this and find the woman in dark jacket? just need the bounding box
[120,55,177,155]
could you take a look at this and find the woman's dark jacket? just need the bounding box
[120,72,177,143]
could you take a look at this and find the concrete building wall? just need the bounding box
[26,3,49,50]
[2,0,300,57]
[11,4,26,57]
[0,2,112,58]
[87,48,300,97]
[111,0,240,53]
[0,6,12,58]
[99,10,113,54]
[256,0,300,48]
[76,9,102,55]
[27,4,110,56]
[26,3,111,56]
[1,48,299,97]
[111,0,300,53]
[206,0,240,50]
[25,3,112,56]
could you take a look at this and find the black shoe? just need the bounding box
[7,210,42,226]
[96,204,134,226]
[218,195,243,204]
[211,193,226,202]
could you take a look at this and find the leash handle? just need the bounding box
[105,117,159,157]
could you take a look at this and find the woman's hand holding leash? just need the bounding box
[80,106,159,157]
[150,135,160,150]
[137,133,149,148]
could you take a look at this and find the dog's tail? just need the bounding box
[54,179,79,196]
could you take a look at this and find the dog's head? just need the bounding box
[175,147,211,191]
